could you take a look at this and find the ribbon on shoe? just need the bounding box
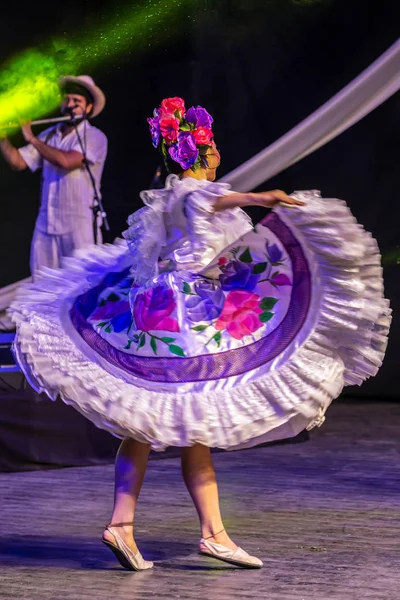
[199,538,263,568]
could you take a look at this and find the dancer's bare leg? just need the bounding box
[103,438,150,553]
[181,443,237,550]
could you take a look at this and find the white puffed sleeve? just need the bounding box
[122,187,170,284]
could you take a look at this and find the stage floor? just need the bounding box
[0,400,399,600]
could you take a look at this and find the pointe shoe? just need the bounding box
[102,523,153,571]
[199,536,263,569]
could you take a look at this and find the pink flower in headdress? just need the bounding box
[159,116,180,145]
[147,116,161,148]
[161,97,186,118]
[186,106,213,129]
[192,127,214,146]
[168,131,199,170]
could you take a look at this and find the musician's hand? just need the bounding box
[253,189,305,208]
[20,122,34,144]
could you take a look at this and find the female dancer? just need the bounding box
[11,96,391,570]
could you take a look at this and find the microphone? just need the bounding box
[61,104,80,118]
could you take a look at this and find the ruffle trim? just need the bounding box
[123,206,166,284]
[9,192,391,451]
[278,190,391,387]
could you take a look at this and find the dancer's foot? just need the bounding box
[102,523,153,571]
[199,528,263,569]
[103,523,138,554]
[200,528,238,551]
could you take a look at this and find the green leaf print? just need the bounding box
[260,297,278,311]
[252,262,267,274]
[183,282,192,294]
[138,333,146,350]
[260,312,274,323]
[213,331,222,347]
[161,337,176,343]
[191,325,208,332]
[107,292,120,302]
[169,345,186,357]
[239,248,252,263]
[150,337,157,355]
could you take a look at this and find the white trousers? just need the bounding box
[30,226,102,277]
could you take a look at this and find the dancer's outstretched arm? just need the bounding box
[214,189,304,212]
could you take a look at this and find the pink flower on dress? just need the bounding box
[133,285,180,332]
[160,97,186,118]
[215,290,263,340]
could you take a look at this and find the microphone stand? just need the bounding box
[69,112,109,244]
[149,165,164,189]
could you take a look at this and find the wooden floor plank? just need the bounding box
[0,400,399,600]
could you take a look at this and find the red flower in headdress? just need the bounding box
[161,97,186,118]
[159,116,180,145]
[192,127,214,146]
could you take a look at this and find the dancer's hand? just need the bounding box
[21,122,34,144]
[253,190,305,208]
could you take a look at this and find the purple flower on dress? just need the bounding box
[266,243,283,264]
[186,279,225,322]
[91,300,130,321]
[186,106,214,129]
[111,311,133,333]
[271,273,292,286]
[91,299,132,332]
[168,131,199,170]
[219,261,260,292]
[133,284,179,332]
[147,116,161,148]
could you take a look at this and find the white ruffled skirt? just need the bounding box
[10,191,391,451]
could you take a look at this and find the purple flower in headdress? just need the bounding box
[169,131,199,170]
[186,106,213,129]
[147,115,161,148]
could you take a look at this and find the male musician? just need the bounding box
[0,75,107,276]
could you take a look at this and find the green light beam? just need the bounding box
[0,0,194,134]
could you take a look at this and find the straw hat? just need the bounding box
[59,75,106,118]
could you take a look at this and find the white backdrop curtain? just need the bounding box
[221,39,400,191]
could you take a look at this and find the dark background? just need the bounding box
[1,0,399,397]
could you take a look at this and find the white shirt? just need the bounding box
[19,120,108,235]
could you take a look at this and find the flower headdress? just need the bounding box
[147,97,214,171]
